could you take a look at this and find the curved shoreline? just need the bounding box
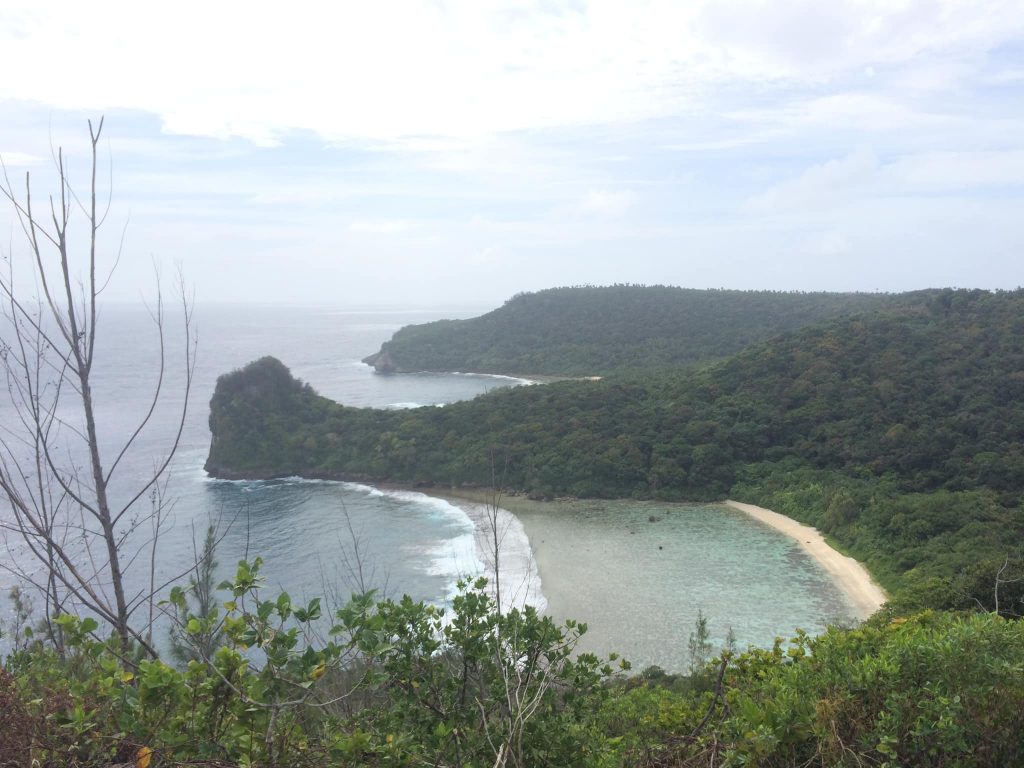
[428,489,884,622]
[422,488,888,621]
[724,499,888,619]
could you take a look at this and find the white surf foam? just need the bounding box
[380,489,483,592]
[365,488,546,613]
[196,475,544,612]
[400,370,536,387]
[333,480,385,498]
[458,500,547,614]
[446,371,538,386]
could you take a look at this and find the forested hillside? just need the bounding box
[362,284,929,375]
[208,288,1024,599]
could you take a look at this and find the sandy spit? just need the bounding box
[724,500,888,619]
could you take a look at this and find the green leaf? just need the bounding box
[304,597,322,622]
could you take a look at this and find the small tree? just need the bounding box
[169,524,224,664]
[687,609,713,675]
[0,119,196,657]
[3,586,36,652]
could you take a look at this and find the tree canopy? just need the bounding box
[363,284,933,376]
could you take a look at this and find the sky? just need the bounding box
[1,0,1022,307]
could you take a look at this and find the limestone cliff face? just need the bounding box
[204,356,329,479]
[204,355,402,483]
[362,348,399,374]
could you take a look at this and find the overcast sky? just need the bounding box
[1,1,1022,307]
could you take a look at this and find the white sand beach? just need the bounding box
[724,500,888,619]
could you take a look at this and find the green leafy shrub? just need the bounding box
[2,560,622,767]
[721,612,1024,767]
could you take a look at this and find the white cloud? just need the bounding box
[0,150,42,167]
[799,230,856,259]
[988,68,1024,84]
[885,150,1024,188]
[2,1,1022,145]
[465,245,504,266]
[731,92,951,136]
[696,0,1024,80]
[2,2,1023,305]
[747,150,880,212]
[749,147,1024,213]
[349,219,414,234]
[578,189,636,217]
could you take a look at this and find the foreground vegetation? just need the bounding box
[4,560,1024,767]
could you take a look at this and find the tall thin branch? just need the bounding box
[0,119,193,659]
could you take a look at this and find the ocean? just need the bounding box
[0,303,854,668]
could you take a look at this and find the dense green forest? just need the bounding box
[362,284,929,375]
[208,288,1024,600]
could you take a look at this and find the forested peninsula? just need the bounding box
[207,286,1024,607]
[362,284,927,375]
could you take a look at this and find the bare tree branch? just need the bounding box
[0,119,194,659]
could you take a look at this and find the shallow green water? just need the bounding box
[513,499,856,673]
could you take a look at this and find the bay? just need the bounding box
[2,302,856,669]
